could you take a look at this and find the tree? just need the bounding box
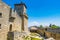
[49,24,52,27]
[50,24,59,29]
[39,25,43,28]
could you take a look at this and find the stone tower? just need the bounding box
[14,2,28,32]
[0,0,11,40]
[0,0,29,40]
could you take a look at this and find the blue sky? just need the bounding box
[2,0,60,27]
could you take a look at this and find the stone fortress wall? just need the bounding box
[0,0,29,40]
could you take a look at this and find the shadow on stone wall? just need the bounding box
[7,32,14,40]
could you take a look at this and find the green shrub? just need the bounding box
[24,33,44,40]
[31,37,42,40]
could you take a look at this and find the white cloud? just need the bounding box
[28,21,40,27]
[28,20,60,27]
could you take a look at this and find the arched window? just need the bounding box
[0,13,2,18]
[0,24,1,29]
[9,24,12,31]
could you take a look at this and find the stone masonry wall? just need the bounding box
[0,1,10,40]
